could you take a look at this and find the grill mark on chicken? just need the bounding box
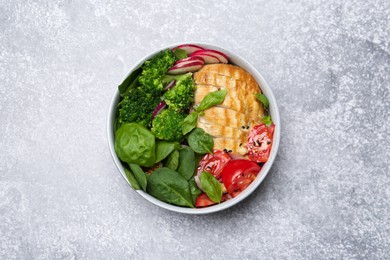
[193,64,265,154]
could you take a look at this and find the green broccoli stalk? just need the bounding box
[118,49,176,128]
[151,108,186,141]
[163,73,195,112]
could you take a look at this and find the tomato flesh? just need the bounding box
[195,193,229,208]
[221,160,261,196]
[197,149,231,180]
[247,124,275,163]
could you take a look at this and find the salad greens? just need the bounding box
[189,178,201,205]
[123,167,141,190]
[173,48,188,60]
[147,167,194,208]
[155,141,180,163]
[165,150,179,171]
[195,89,227,112]
[188,128,214,154]
[114,123,156,167]
[182,111,199,135]
[129,163,148,192]
[182,89,227,135]
[199,171,223,203]
[255,93,269,109]
[176,146,196,180]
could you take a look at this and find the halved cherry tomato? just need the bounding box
[197,149,231,180]
[221,160,261,196]
[247,124,275,163]
[195,193,229,208]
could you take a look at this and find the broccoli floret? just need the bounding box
[118,88,161,128]
[118,49,176,128]
[163,73,195,112]
[151,109,186,141]
[139,49,176,92]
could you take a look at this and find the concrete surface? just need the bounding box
[1,0,389,259]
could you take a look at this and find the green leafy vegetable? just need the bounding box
[163,73,195,112]
[114,123,156,167]
[118,49,176,127]
[176,146,195,180]
[151,109,186,142]
[165,150,179,171]
[188,128,214,154]
[195,89,227,112]
[123,167,141,190]
[118,67,142,95]
[129,163,147,191]
[182,111,199,135]
[155,141,180,163]
[199,171,222,203]
[147,167,194,208]
[174,48,188,60]
[262,115,272,127]
[255,93,269,109]
[189,178,201,205]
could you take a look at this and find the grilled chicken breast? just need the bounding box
[193,64,265,154]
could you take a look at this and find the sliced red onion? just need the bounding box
[152,101,166,119]
[163,80,176,91]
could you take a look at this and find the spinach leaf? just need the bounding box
[114,123,156,167]
[174,48,188,60]
[200,171,222,203]
[188,128,214,154]
[262,115,272,127]
[155,141,180,163]
[176,146,195,180]
[165,150,179,171]
[129,164,147,191]
[189,178,201,205]
[147,167,194,208]
[195,89,227,112]
[182,111,199,135]
[123,167,141,190]
[118,67,142,95]
[255,93,269,110]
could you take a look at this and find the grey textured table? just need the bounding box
[1,0,389,259]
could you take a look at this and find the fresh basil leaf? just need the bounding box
[199,171,222,203]
[147,167,194,208]
[174,48,188,60]
[182,111,199,135]
[165,150,179,171]
[118,67,142,95]
[114,123,156,167]
[262,115,272,127]
[188,128,214,154]
[129,164,147,191]
[176,146,195,180]
[255,93,269,109]
[155,141,179,163]
[195,89,227,112]
[123,167,141,190]
[189,178,201,205]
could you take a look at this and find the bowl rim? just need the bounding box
[107,42,281,214]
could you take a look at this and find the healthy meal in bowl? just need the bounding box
[113,44,275,208]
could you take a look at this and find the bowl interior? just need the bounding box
[107,43,280,214]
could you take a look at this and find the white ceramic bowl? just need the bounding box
[107,43,280,214]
